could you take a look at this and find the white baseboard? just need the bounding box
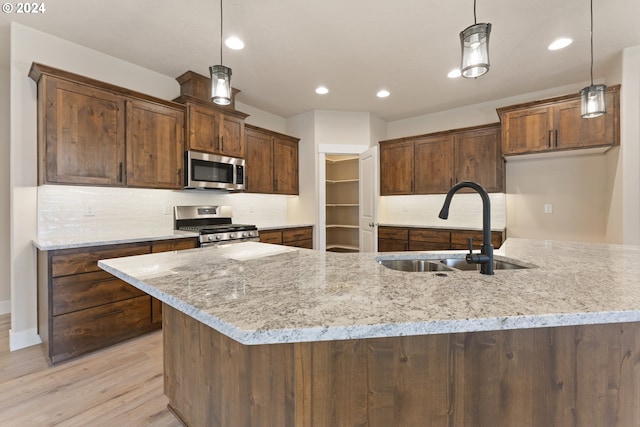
[0,300,9,315]
[9,327,42,351]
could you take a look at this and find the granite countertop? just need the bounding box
[33,230,199,251]
[98,238,640,346]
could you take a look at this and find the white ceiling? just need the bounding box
[2,0,639,121]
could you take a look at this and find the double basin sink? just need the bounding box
[377,256,532,272]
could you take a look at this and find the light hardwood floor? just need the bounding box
[0,314,181,426]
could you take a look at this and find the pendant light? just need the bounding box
[580,0,606,118]
[210,0,232,106]
[459,0,492,78]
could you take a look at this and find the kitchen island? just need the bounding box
[99,238,640,426]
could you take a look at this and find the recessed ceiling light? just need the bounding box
[377,89,390,98]
[315,86,329,95]
[225,36,245,50]
[548,38,573,51]
[447,69,462,78]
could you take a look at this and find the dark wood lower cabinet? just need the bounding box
[51,295,154,362]
[259,227,313,249]
[164,305,640,426]
[38,237,197,364]
[378,226,505,252]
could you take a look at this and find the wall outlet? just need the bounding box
[162,204,171,215]
[544,204,553,214]
[84,204,95,217]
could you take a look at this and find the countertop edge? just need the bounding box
[258,224,314,231]
[33,230,199,251]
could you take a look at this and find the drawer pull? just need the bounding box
[93,309,124,320]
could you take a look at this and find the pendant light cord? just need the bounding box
[220,0,224,64]
[473,0,477,24]
[589,0,594,86]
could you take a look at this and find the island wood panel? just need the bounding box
[164,305,295,427]
[163,304,640,427]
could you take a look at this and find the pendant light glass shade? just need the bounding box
[580,84,606,118]
[460,23,491,78]
[210,65,232,106]
[580,0,606,118]
[211,0,232,106]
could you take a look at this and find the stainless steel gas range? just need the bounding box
[174,205,259,247]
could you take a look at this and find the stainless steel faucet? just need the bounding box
[438,181,494,275]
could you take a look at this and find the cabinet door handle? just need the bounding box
[274,180,278,192]
[216,136,220,151]
[554,129,558,147]
[118,162,123,183]
[220,136,224,151]
[93,309,124,320]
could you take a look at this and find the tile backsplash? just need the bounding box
[37,185,291,240]
[378,193,506,230]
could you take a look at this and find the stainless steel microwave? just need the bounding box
[184,151,245,190]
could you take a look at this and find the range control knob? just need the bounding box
[229,233,236,239]
[215,234,222,240]
[242,232,249,237]
[207,235,214,241]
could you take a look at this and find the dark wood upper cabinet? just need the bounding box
[497,85,620,155]
[126,99,184,189]
[245,125,299,195]
[414,136,454,194]
[245,127,274,193]
[380,123,503,195]
[273,135,299,195]
[184,101,246,158]
[454,125,503,193]
[29,63,186,190]
[40,75,126,186]
[379,140,414,195]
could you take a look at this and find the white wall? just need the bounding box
[314,111,375,146]
[506,154,608,242]
[286,111,317,231]
[0,26,10,315]
[237,101,287,134]
[619,46,640,244]
[8,23,293,350]
[386,82,594,139]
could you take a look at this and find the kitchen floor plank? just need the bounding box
[0,314,180,426]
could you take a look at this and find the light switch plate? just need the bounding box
[544,204,553,214]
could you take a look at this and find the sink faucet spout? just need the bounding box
[439,181,494,275]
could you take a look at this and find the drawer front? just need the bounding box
[409,241,452,251]
[52,270,145,316]
[378,238,408,252]
[51,295,152,361]
[409,229,450,243]
[286,239,312,249]
[451,230,504,249]
[282,227,312,243]
[51,243,151,277]
[378,227,409,240]
[259,230,283,244]
[152,238,198,253]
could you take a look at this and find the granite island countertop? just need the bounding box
[98,238,640,345]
